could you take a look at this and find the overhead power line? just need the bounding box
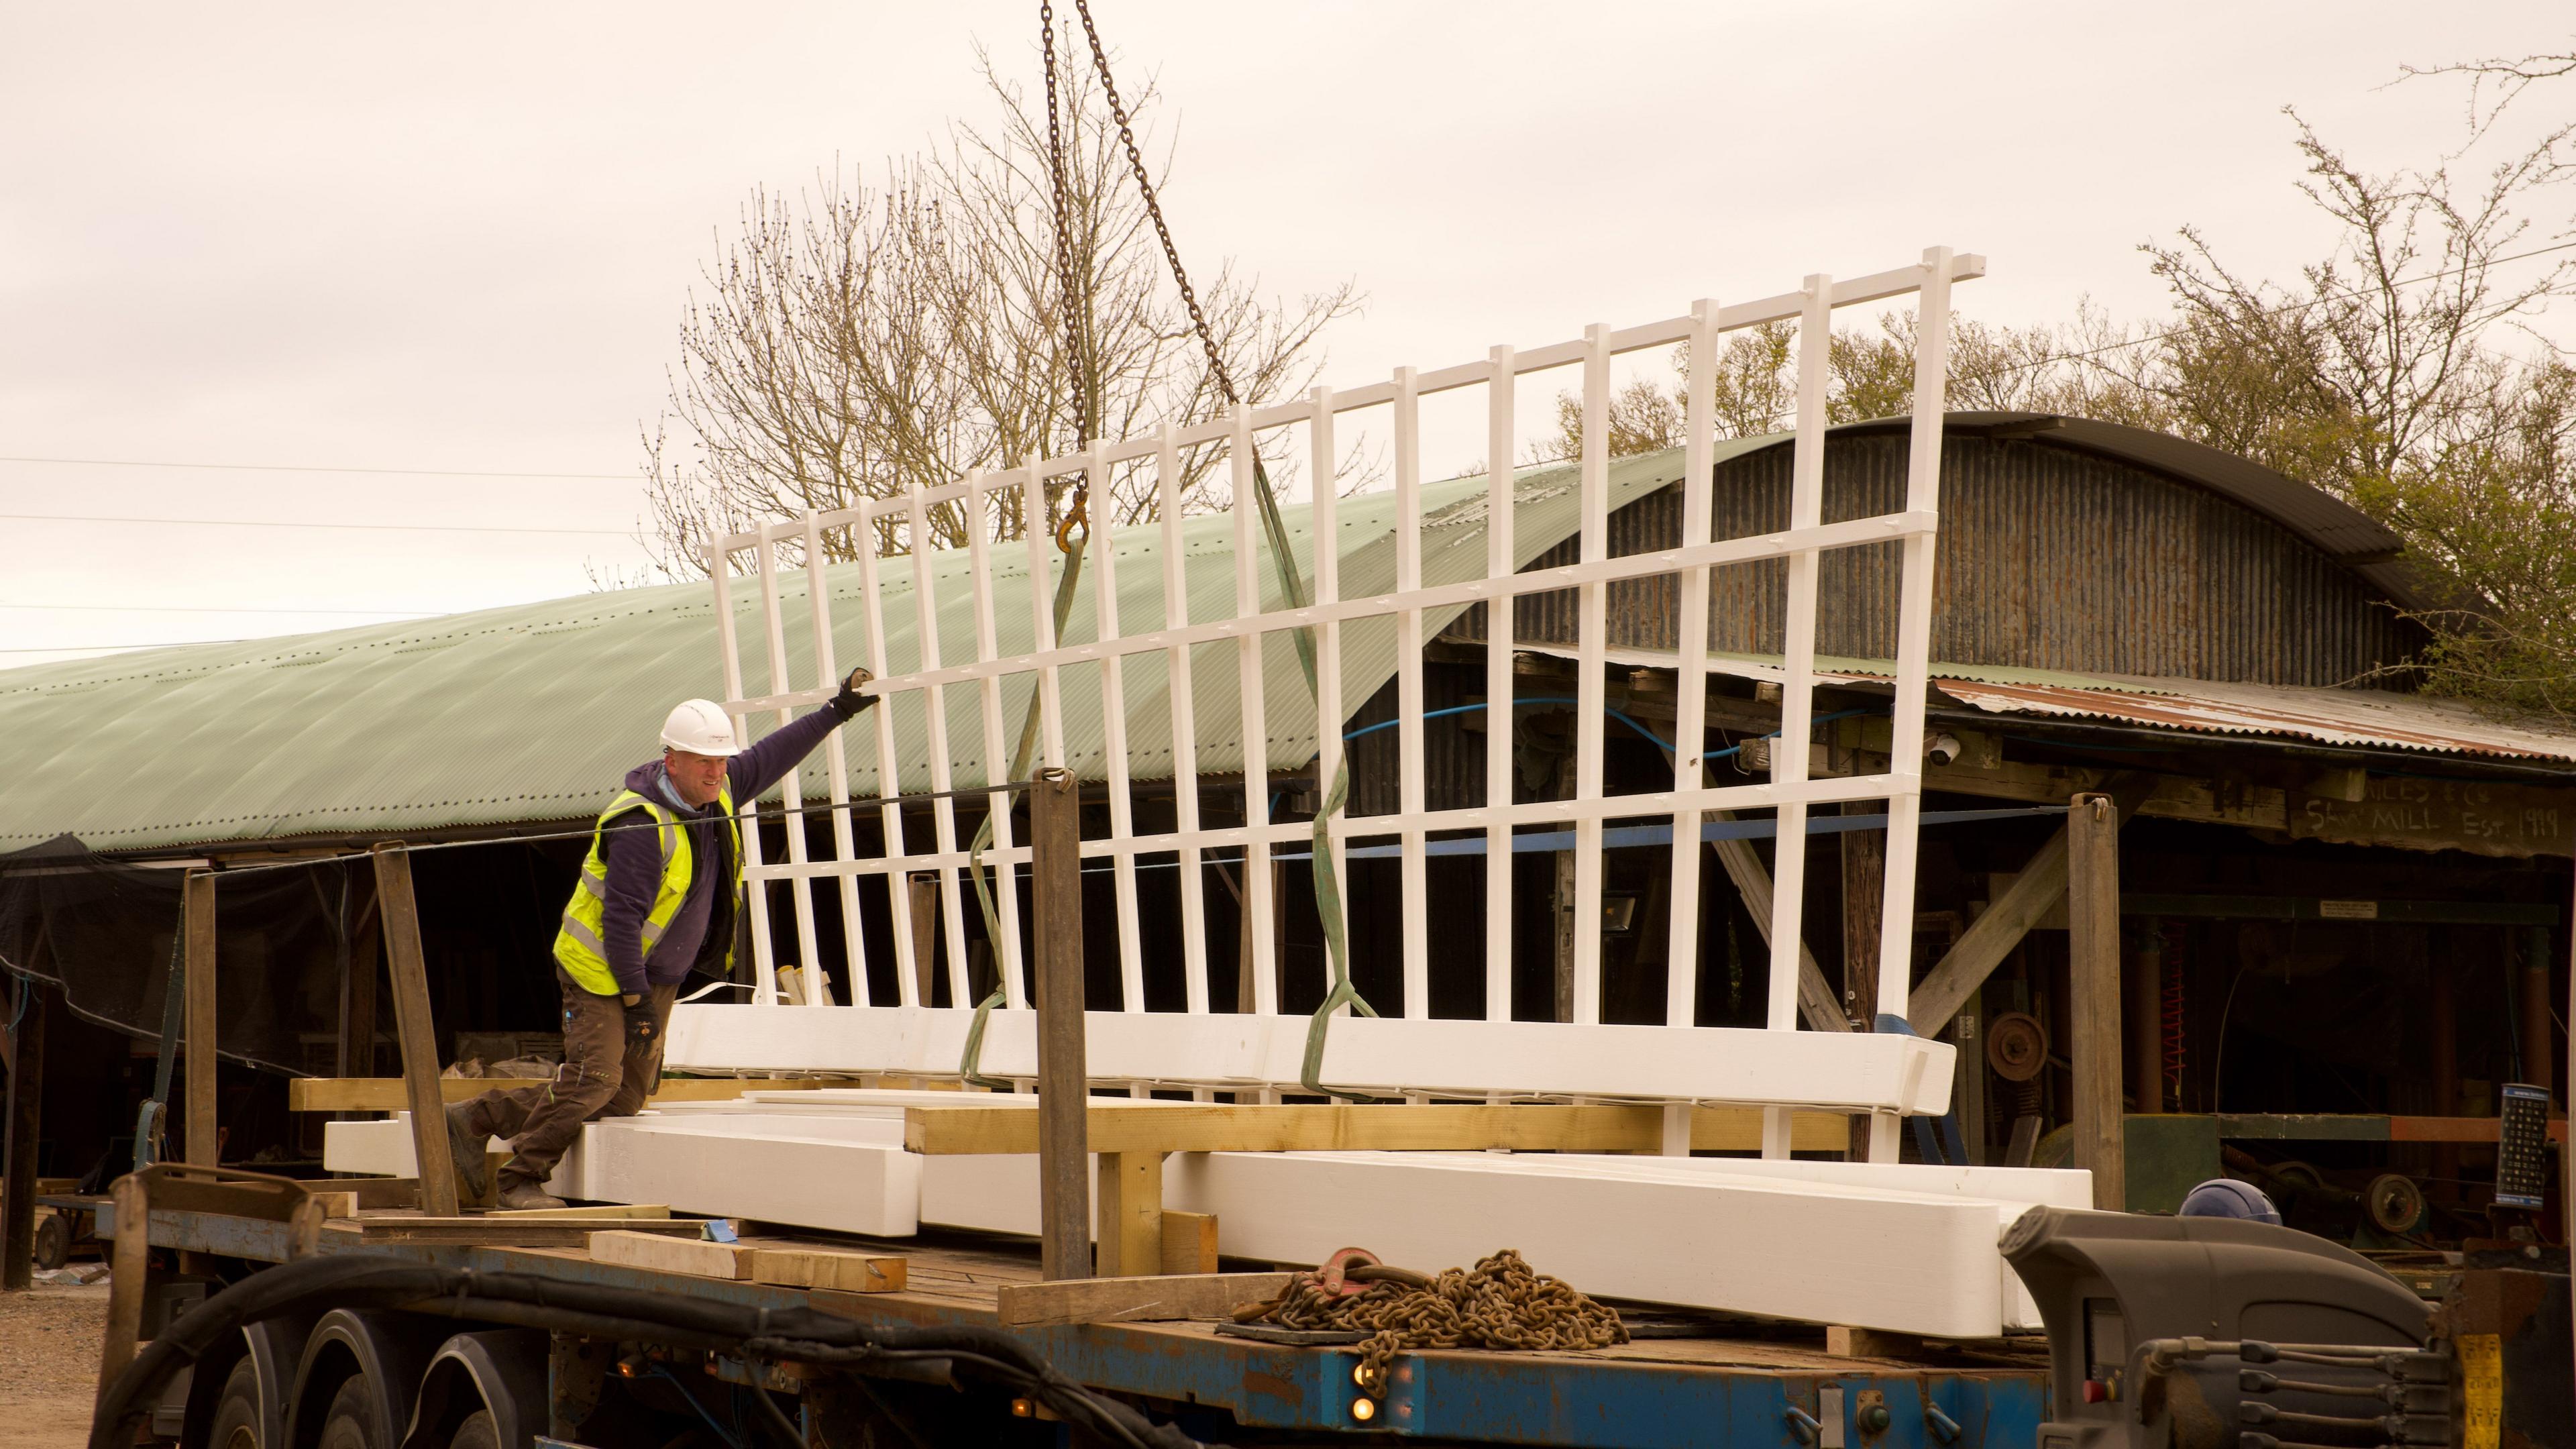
[0,454,633,481]
[0,511,633,538]
[0,639,250,654]
[0,602,438,617]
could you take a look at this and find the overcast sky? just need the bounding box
[4,3,2569,667]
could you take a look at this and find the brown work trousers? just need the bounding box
[456,967,677,1193]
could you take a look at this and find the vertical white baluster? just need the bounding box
[855,502,919,1006]
[1308,390,1348,1018]
[906,488,971,1007]
[756,525,826,1001]
[1869,249,1955,1160]
[1231,405,1277,1016]
[1391,368,1429,1018]
[1571,325,1610,1026]
[1155,430,1210,1015]
[1763,275,1833,1158]
[1482,346,1516,1024]
[1665,301,1719,1034]
[965,470,1027,1010]
[803,511,869,1006]
[1085,447,1146,1011]
[708,534,777,1006]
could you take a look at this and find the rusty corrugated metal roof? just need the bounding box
[1925,674,2576,765]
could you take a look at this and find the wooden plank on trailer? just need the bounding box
[372,845,458,1218]
[288,1076,859,1112]
[486,1203,670,1220]
[184,871,218,1167]
[994,1272,1294,1328]
[1030,767,1090,1279]
[1159,1211,1219,1276]
[1093,1151,1163,1279]
[904,1102,1850,1156]
[588,1228,751,1279]
[329,1217,700,1247]
[747,1246,906,1293]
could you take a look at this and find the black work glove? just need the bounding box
[623,997,659,1048]
[828,665,878,721]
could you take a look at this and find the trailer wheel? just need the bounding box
[445,1411,499,1449]
[317,1377,386,1449]
[33,1212,69,1271]
[208,1359,263,1449]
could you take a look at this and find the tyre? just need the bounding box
[447,1409,500,1449]
[207,1358,262,1449]
[32,1212,69,1271]
[315,1376,382,1449]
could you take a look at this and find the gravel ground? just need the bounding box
[0,1283,109,1448]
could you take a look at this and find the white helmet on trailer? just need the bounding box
[659,699,744,757]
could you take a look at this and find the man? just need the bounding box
[448,669,877,1210]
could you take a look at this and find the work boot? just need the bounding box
[495,1179,568,1212]
[443,1104,490,1202]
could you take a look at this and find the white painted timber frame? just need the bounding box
[681,250,1983,1158]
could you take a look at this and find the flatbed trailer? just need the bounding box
[98,1181,2052,1448]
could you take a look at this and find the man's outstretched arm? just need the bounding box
[726,667,878,802]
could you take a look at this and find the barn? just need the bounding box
[2,410,2567,1240]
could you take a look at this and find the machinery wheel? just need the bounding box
[447,1409,501,1449]
[32,1212,70,1271]
[208,1358,263,1449]
[315,1377,384,1449]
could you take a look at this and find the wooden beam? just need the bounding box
[2,981,44,1291]
[1842,803,1884,1159]
[907,874,938,1007]
[95,1173,149,1403]
[1094,1151,1163,1278]
[1705,826,1847,1032]
[372,844,458,1218]
[2067,794,2125,1212]
[747,1246,906,1293]
[1159,1211,1219,1275]
[994,1271,1293,1328]
[903,1102,1851,1156]
[322,1217,696,1247]
[184,871,218,1167]
[287,1075,864,1113]
[1907,774,2152,1036]
[1029,767,1089,1281]
[588,1229,750,1279]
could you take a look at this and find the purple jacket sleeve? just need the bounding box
[598,811,661,998]
[726,704,849,803]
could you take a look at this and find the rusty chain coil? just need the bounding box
[1234,1249,1629,1396]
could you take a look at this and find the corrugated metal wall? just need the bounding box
[1443,433,2426,686]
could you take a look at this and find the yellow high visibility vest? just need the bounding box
[553,782,739,996]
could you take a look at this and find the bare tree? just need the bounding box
[633,47,1360,580]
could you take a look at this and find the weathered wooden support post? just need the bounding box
[372,843,460,1217]
[97,1171,151,1402]
[184,871,219,1167]
[2066,793,2125,1211]
[2522,925,2555,1106]
[2,981,46,1291]
[1029,768,1091,1279]
[2430,942,2461,1196]
[1843,803,1884,1159]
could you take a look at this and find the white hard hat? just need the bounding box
[660,699,744,757]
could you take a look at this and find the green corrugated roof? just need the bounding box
[1,452,1690,852]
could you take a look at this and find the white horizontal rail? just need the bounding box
[724,509,1936,715]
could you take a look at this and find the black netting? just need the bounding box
[0,835,352,1076]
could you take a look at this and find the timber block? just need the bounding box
[487,1203,671,1220]
[1159,1211,1218,1275]
[995,1273,1295,1328]
[1827,1326,1923,1359]
[588,1228,752,1280]
[747,1246,906,1293]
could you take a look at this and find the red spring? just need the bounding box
[2159,932,2187,1112]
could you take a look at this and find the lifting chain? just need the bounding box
[1234,1249,1629,1397]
